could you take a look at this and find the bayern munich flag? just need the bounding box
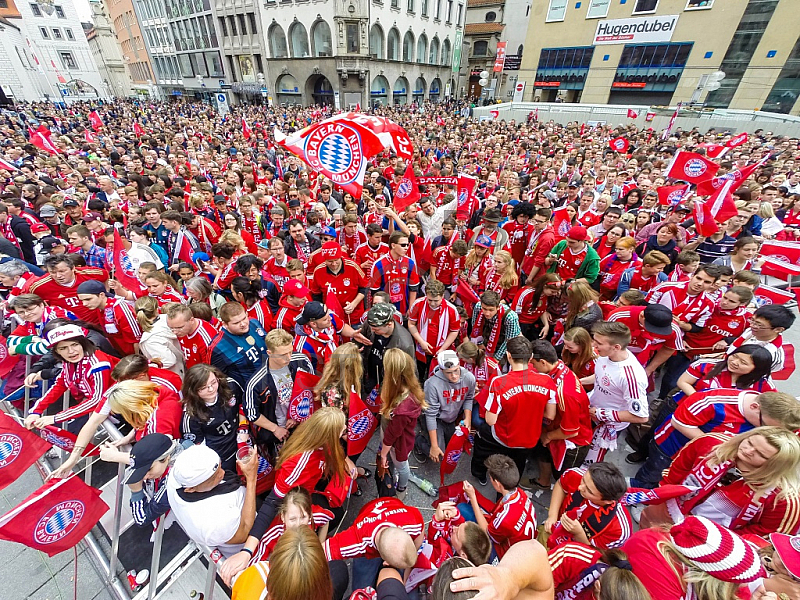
[393,161,421,213]
[347,388,377,456]
[440,424,472,484]
[0,413,50,491]
[664,151,719,184]
[0,475,108,556]
[287,371,321,423]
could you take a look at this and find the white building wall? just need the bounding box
[0,19,48,103]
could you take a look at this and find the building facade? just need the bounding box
[130,0,181,97]
[518,0,800,115]
[86,0,133,97]
[0,0,106,102]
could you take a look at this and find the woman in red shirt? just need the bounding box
[222,212,259,254]
[561,327,596,390]
[592,224,628,260]
[597,238,640,301]
[676,345,775,400]
[484,250,519,304]
[512,273,563,340]
[144,272,186,307]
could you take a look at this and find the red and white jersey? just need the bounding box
[555,246,588,281]
[511,286,546,325]
[354,242,388,273]
[323,497,424,561]
[626,266,663,295]
[684,306,748,359]
[252,507,334,562]
[103,297,142,355]
[727,328,785,372]
[487,488,537,559]
[246,299,273,329]
[607,306,685,366]
[430,246,465,286]
[338,229,367,258]
[7,271,36,301]
[24,267,107,325]
[369,254,421,315]
[646,281,714,325]
[463,357,501,392]
[151,286,186,308]
[178,319,217,369]
[502,221,534,266]
[549,542,603,600]
[407,297,461,362]
[589,353,648,430]
[309,260,368,321]
[273,448,327,499]
[576,208,600,228]
[264,256,290,291]
[274,298,304,333]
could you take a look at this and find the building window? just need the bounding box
[40,27,49,38]
[346,22,359,53]
[435,0,440,19]
[248,13,257,33]
[685,0,714,8]
[312,20,333,56]
[53,28,62,39]
[446,0,452,22]
[66,28,74,40]
[391,0,399,8]
[421,0,428,16]
[55,4,64,17]
[632,0,658,14]
[408,0,414,11]
[485,11,495,21]
[30,3,41,16]
[60,51,77,69]
[229,16,237,36]
[762,36,800,113]
[473,40,488,56]
[218,17,228,37]
[238,14,247,35]
[387,28,400,60]
[457,3,463,24]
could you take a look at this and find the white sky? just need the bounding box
[74,0,92,22]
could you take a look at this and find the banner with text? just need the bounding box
[594,14,679,45]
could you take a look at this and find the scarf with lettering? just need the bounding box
[550,495,622,549]
[294,238,310,264]
[416,301,451,357]
[471,304,508,355]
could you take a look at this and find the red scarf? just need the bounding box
[470,304,508,355]
[293,238,309,264]
[1,219,20,250]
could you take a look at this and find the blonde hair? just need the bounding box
[565,280,599,330]
[758,201,775,219]
[107,380,159,430]
[709,427,800,499]
[464,246,491,270]
[615,236,638,251]
[492,250,519,290]
[276,408,347,484]
[315,342,363,405]
[135,295,160,333]
[758,392,800,432]
[380,348,427,419]
[267,528,332,600]
[218,229,247,252]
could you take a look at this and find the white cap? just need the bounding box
[437,349,460,370]
[46,324,87,347]
[172,445,220,488]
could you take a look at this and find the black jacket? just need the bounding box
[8,215,35,264]
[283,233,321,260]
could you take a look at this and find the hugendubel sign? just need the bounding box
[594,14,679,45]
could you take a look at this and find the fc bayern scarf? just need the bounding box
[470,304,508,355]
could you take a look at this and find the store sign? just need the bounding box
[586,0,610,19]
[546,0,568,22]
[594,14,679,45]
[512,81,526,102]
[504,55,522,70]
[612,82,647,88]
[452,30,463,75]
[493,42,507,72]
[535,81,561,87]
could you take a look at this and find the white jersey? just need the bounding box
[589,353,648,431]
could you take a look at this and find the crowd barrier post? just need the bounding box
[146,518,166,600]
[23,356,31,417]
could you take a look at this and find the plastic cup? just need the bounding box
[236,447,252,463]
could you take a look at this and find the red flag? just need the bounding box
[760,259,800,281]
[692,197,719,237]
[111,228,142,293]
[84,130,96,144]
[706,179,738,224]
[38,426,98,457]
[627,109,638,119]
[347,387,377,456]
[0,413,50,491]
[287,371,321,423]
[0,336,20,378]
[133,122,144,137]
[456,175,478,220]
[695,154,769,196]
[0,475,109,556]
[725,132,748,148]
[760,241,800,271]
[28,127,60,155]
[622,484,697,506]
[579,123,585,136]
[656,184,690,206]
[697,143,726,158]
[325,291,348,326]
[664,151,719,184]
[440,424,472,485]
[662,103,680,140]
[355,103,361,111]
[242,118,252,140]
[433,482,494,513]
[0,156,19,172]
[393,161,421,213]
[609,137,629,153]
[753,282,796,304]
[87,111,104,132]
[773,343,795,382]
[489,109,499,120]
[455,279,481,315]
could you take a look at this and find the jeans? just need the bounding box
[630,439,673,489]
[659,352,691,399]
[471,422,529,482]
[351,556,385,591]
[329,560,350,600]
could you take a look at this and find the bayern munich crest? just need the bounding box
[289,392,313,421]
[667,190,684,204]
[305,123,364,186]
[34,500,85,545]
[348,410,373,441]
[683,158,708,179]
[446,449,461,464]
[0,433,22,467]
[396,178,413,199]
[612,139,626,151]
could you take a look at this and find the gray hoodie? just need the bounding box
[423,366,476,431]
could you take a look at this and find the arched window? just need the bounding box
[416,33,427,63]
[402,31,414,62]
[311,21,332,57]
[429,36,439,64]
[387,28,400,61]
[268,24,288,59]
[473,40,487,56]
[441,38,451,65]
[288,22,310,58]
[369,24,384,59]
[485,11,496,21]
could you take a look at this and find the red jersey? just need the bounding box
[103,297,142,355]
[608,306,685,366]
[430,246,465,286]
[246,299,274,329]
[338,229,367,258]
[549,468,633,550]
[151,286,186,308]
[549,542,603,600]
[264,256,290,291]
[178,319,217,369]
[684,306,748,358]
[555,246,588,280]
[511,286,546,325]
[547,361,593,447]
[598,255,640,301]
[369,254,421,314]
[682,359,775,395]
[576,208,600,228]
[464,357,501,392]
[626,266,663,295]
[354,241,389,273]
[646,281,714,325]
[323,497,424,561]
[273,448,327,498]
[623,529,690,600]
[484,368,556,448]
[241,214,263,243]
[407,297,461,362]
[25,267,107,325]
[502,220,534,266]
[310,260,368,324]
[487,488,537,558]
[274,296,304,333]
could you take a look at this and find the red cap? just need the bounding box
[320,241,343,261]
[31,223,49,234]
[283,279,310,298]
[566,226,588,242]
[770,533,800,580]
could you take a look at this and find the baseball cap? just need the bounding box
[296,301,327,325]
[38,236,65,253]
[214,195,227,205]
[124,433,173,485]
[31,222,49,234]
[46,324,87,347]
[76,280,107,295]
[567,181,580,188]
[83,212,103,223]
[39,205,58,217]
[287,198,301,208]
[283,278,310,298]
[171,444,220,489]
[672,203,690,213]
[367,303,394,327]
[437,350,460,370]
[63,199,79,207]
[474,234,494,248]
[770,533,800,580]
[256,239,271,250]
[320,226,337,239]
[543,190,558,203]
[566,226,588,241]
[320,241,343,260]
[643,304,673,337]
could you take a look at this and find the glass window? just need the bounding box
[633,0,658,13]
[457,3,463,24]
[229,15,237,35]
[66,28,74,40]
[238,14,247,35]
[40,27,49,38]
[190,53,208,77]
[55,5,64,17]
[572,48,584,68]
[53,28,62,39]
[347,23,359,53]
[446,0,452,21]
[30,3,41,16]
[582,47,593,68]
[218,17,228,37]
[675,43,691,66]
[473,40,488,56]
[248,13,257,33]
[640,45,656,67]
[685,0,714,9]
[408,0,414,11]
[60,51,77,69]
[205,51,223,75]
[178,53,194,78]
[485,11,496,21]
[421,0,428,15]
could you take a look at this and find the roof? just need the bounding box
[464,22,505,35]
[468,0,504,6]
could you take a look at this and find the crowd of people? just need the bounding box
[2,97,800,600]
